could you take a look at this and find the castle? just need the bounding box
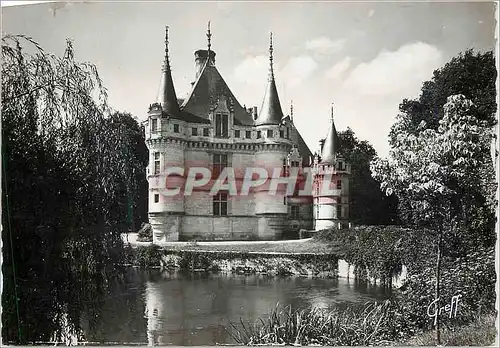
[144,25,350,242]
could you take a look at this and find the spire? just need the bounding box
[157,26,180,116]
[255,32,284,126]
[269,32,274,80]
[207,21,212,53]
[320,103,340,164]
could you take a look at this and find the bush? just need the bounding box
[134,244,161,268]
[394,246,496,335]
[137,222,153,242]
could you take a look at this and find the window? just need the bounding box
[257,131,262,139]
[245,131,251,139]
[192,127,198,136]
[286,127,289,139]
[338,162,343,170]
[336,205,342,219]
[337,180,342,189]
[153,152,160,175]
[291,161,299,167]
[213,153,228,179]
[280,129,284,138]
[282,158,288,177]
[151,118,158,133]
[173,124,179,133]
[291,205,300,219]
[215,113,229,137]
[267,129,273,138]
[203,128,209,137]
[154,194,159,203]
[234,130,240,138]
[213,192,228,216]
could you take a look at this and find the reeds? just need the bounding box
[227,301,397,346]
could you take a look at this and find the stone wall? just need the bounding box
[157,249,339,277]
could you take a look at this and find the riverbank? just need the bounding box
[128,244,339,277]
[122,233,331,253]
[227,302,497,346]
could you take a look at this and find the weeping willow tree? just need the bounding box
[2,35,147,343]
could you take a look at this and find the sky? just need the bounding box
[2,1,497,157]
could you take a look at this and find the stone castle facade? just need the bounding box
[144,26,350,242]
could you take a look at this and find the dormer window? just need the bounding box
[151,118,158,133]
[338,161,344,170]
[280,129,284,138]
[215,113,228,138]
[173,124,179,133]
[286,127,290,139]
[267,129,273,138]
[257,131,262,139]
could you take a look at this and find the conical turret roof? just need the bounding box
[320,104,340,164]
[157,26,180,117]
[255,33,284,126]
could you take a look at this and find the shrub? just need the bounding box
[134,244,161,268]
[137,222,153,242]
[394,246,496,335]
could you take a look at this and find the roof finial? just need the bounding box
[207,21,212,52]
[163,25,170,71]
[330,103,334,122]
[290,100,294,122]
[269,32,274,80]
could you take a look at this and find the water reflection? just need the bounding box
[142,271,390,346]
[82,269,390,345]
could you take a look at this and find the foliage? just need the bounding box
[338,129,400,225]
[2,35,146,343]
[395,246,496,333]
[228,301,400,346]
[133,244,162,268]
[373,94,496,255]
[403,314,496,346]
[315,226,406,286]
[392,49,496,138]
[137,222,153,242]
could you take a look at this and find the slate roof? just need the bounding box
[180,60,254,126]
[320,118,340,164]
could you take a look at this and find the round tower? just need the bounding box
[313,104,350,231]
[146,26,185,242]
[253,32,291,240]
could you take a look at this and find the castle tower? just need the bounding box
[145,26,186,242]
[313,104,350,231]
[253,33,292,239]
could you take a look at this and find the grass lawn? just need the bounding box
[159,239,334,254]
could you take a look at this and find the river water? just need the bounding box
[81,269,391,346]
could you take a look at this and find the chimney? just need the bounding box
[194,49,216,79]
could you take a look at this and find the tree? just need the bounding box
[2,35,146,343]
[391,49,496,141]
[338,128,399,225]
[372,94,495,344]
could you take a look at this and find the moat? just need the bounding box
[81,269,391,345]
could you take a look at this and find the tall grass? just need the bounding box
[227,301,397,346]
